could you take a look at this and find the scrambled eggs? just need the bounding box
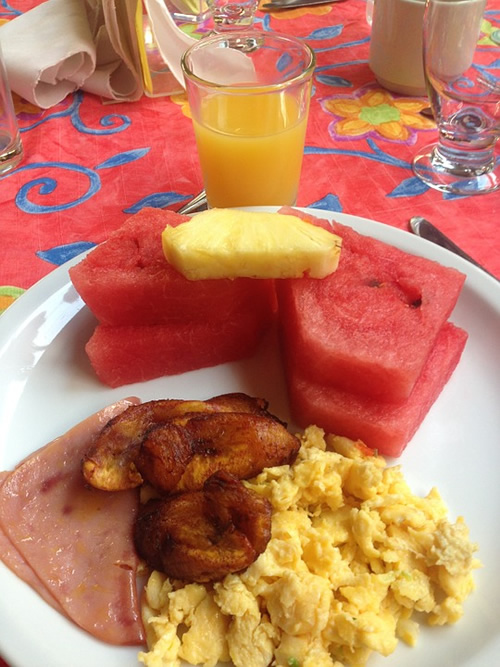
[138,426,480,667]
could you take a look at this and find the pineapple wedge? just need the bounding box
[162,209,342,280]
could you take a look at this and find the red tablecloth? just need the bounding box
[0,0,499,320]
[0,1,498,664]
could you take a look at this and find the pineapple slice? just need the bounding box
[162,209,342,280]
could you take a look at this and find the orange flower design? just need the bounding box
[322,88,435,144]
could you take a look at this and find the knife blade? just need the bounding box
[177,189,207,214]
[262,0,343,9]
[409,216,499,282]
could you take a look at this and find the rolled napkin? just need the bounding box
[0,0,144,108]
[0,0,96,108]
[0,0,215,108]
[88,0,143,102]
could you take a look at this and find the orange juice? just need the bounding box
[192,92,309,207]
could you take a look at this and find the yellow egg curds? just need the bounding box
[138,426,480,667]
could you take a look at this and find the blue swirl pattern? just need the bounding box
[1,0,498,279]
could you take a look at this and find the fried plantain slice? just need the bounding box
[134,471,272,582]
[82,393,270,491]
[135,411,301,494]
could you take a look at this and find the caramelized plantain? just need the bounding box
[134,471,272,582]
[82,393,270,491]
[136,411,300,494]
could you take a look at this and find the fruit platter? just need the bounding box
[0,207,499,667]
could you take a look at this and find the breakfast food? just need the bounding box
[162,208,342,280]
[83,393,270,491]
[0,399,144,645]
[69,207,276,327]
[83,394,300,584]
[83,393,300,493]
[139,426,480,667]
[1,394,297,646]
[286,322,468,457]
[134,471,272,583]
[276,208,466,403]
[271,207,467,456]
[69,207,276,386]
[134,411,300,495]
[0,396,481,663]
[69,205,467,458]
[84,304,273,388]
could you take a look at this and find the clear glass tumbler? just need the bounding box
[181,31,315,208]
[0,40,23,176]
[412,0,500,195]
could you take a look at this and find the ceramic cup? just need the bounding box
[369,0,427,97]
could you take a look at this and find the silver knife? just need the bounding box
[177,189,207,214]
[409,216,498,282]
[262,0,343,9]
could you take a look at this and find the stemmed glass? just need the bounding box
[412,0,500,195]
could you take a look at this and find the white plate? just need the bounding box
[0,208,499,667]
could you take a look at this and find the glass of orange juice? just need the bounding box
[181,31,315,208]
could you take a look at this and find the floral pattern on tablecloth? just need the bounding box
[0,0,499,306]
[321,87,435,143]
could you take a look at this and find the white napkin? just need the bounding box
[0,0,97,108]
[0,0,198,109]
[83,0,143,102]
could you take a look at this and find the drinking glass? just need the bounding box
[0,39,23,176]
[181,31,315,208]
[412,0,500,195]
[206,0,258,31]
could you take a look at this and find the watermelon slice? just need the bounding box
[285,322,468,457]
[276,214,465,403]
[85,299,274,387]
[69,207,276,326]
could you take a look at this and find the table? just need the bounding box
[1,0,499,320]
[0,0,498,664]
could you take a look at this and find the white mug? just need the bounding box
[369,0,427,97]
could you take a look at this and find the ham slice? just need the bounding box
[0,472,66,615]
[0,398,145,646]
